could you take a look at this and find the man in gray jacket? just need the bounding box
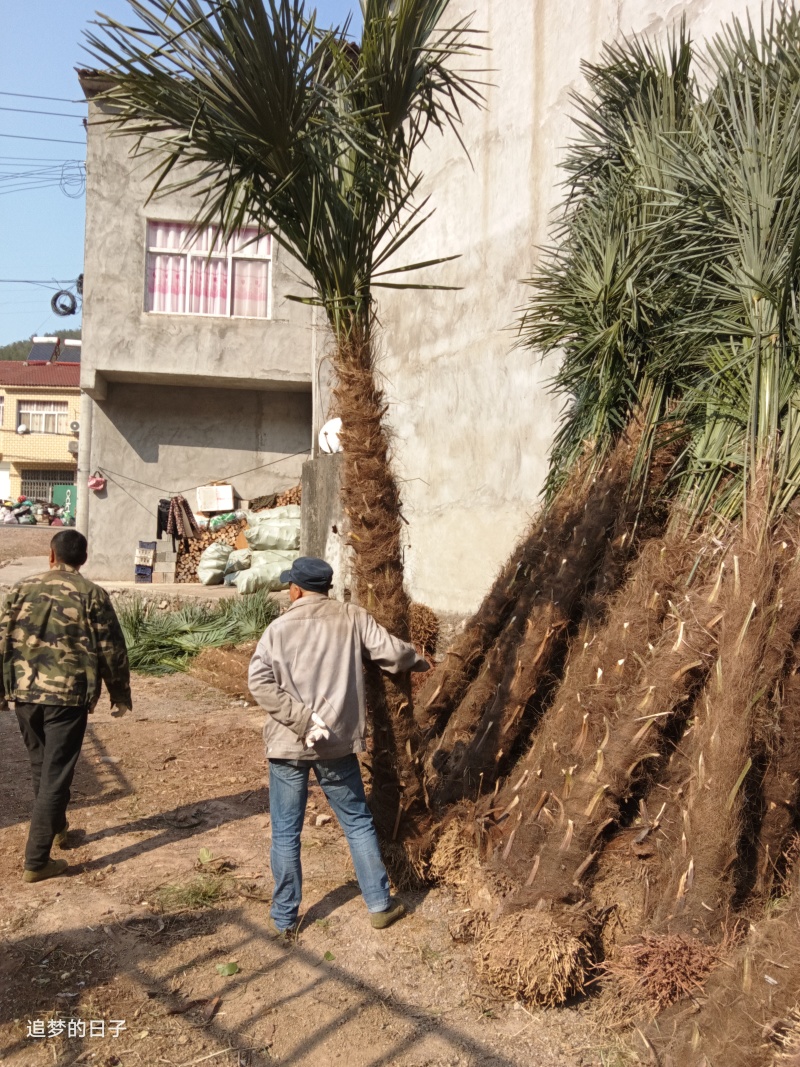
[248,556,429,935]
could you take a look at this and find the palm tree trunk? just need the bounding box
[331,324,427,880]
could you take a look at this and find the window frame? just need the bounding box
[20,468,76,502]
[144,222,273,321]
[17,399,70,436]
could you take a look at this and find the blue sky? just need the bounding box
[0,0,360,345]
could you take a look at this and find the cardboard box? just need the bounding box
[196,484,234,513]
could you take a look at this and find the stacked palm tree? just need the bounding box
[417,6,800,1056]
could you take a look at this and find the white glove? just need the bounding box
[305,712,331,748]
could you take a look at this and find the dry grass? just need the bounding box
[153,873,233,913]
[475,908,596,1007]
[773,1009,800,1066]
[190,642,257,698]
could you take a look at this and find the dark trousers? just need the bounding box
[14,702,88,870]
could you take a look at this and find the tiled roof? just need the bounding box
[0,362,80,388]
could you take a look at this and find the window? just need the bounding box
[20,468,75,501]
[145,222,272,319]
[0,397,4,427]
[18,400,69,435]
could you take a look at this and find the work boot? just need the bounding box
[53,821,69,849]
[370,898,406,930]
[23,859,68,884]
[268,918,298,943]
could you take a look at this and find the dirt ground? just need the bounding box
[0,525,54,563]
[0,671,609,1067]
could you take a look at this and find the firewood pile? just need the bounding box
[174,485,301,583]
[175,520,246,584]
[275,484,301,507]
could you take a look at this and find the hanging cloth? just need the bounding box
[156,498,171,540]
[166,494,201,540]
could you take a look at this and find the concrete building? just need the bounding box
[78,72,317,580]
[356,0,756,615]
[0,355,80,502]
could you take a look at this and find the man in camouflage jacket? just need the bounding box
[0,529,131,882]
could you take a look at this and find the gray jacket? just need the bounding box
[248,593,428,760]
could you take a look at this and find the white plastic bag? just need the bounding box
[223,548,252,575]
[234,561,287,594]
[244,521,300,552]
[197,542,233,585]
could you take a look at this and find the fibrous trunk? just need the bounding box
[424,429,647,811]
[332,326,425,874]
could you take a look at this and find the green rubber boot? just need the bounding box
[370,898,406,930]
[23,859,68,884]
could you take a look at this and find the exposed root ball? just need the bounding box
[428,818,480,890]
[774,1009,800,1066]
[381,840,428,892]
[429,815,513,913]
[602,934,718,1017]
[476,910,594,1006]
[410,602,440,659]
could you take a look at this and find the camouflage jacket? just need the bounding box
[0,566,132,709]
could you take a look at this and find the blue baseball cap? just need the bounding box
[280,556,334,593]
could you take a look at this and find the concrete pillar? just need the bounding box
[75,390,93,534]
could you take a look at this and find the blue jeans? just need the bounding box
[268,754,390,929]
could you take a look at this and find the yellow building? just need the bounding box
[0,345,80,501]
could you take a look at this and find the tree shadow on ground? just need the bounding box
[1,902,521,1067]
[0,719,136,832]
[70,787,270,873]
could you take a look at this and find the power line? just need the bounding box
[0,279,76,287]
[0,156,77,163]
[0,106,85,119]
[0,90,82,104]
[0,133,85,146]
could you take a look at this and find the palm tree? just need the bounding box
[86,0,482,866]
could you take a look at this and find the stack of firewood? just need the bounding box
[275,484,301,507]
[174,519,246,584]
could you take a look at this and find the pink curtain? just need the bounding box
[147,220,189,251]
[232,258,269,318]
[145,253,186,313]
[188,257,228,315]
[145,221,269,317]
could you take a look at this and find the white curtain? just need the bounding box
[145,221,270,317]
[188,257,228,315]
[145,253,186,313]
[232,258,269,318]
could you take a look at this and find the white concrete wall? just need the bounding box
[374,0,755,615]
